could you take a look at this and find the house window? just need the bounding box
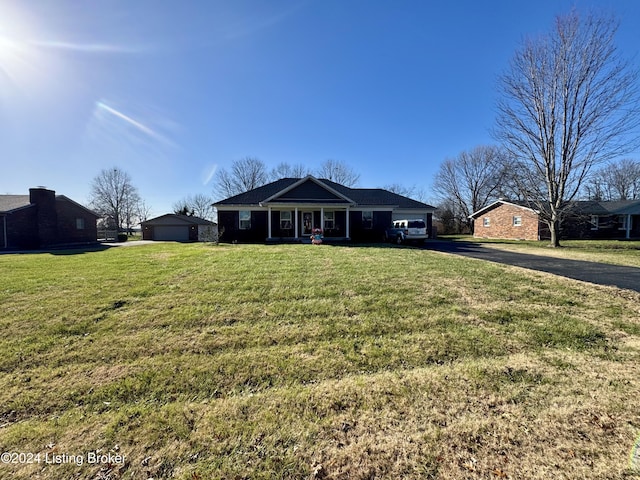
[324,211,334,230]
[618,215,628,230]
[239,210,251,230]
[513,216,522,227]
[483,217,490,227]
[75,218,85,230]
[280,211,292,230]
[590,215,599,230]
[362,211,373,229]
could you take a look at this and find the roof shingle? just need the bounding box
[0,195,31,213]
[214,177,435,209]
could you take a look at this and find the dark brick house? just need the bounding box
[0,187,99,250]
[214,175,435,243]
[470,199,640,240]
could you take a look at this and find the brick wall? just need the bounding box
[5,207,39,249]
[30,188,58,246]
[474,203,540,240]
[56,197,98,244]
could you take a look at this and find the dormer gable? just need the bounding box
[261,176,355,205]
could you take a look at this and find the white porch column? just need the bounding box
[320,207,324,231]
[268,206,272,239]
[294,207,299,239]
[346,206,350,239]
[627,213,632,239]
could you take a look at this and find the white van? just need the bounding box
[385,219,428,244]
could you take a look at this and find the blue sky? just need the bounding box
[1,0,639,217]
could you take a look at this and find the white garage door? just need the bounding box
[154,226,189,241]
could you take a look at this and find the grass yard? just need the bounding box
[445,236,640,268]
[1,243,640,479]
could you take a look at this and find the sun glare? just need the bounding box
[0,35,23,68]
[0,33,43,92]
[0,2,54,93]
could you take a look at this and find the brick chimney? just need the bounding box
[29,187,58,246]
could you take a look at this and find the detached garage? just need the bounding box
[141,214,217,242]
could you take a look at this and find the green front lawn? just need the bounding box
[1,243,639,479]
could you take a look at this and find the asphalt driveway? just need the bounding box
[428,240,640,293]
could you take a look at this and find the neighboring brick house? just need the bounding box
[0,187,99,250]
[470,200,546,240]
[470,199,640,240]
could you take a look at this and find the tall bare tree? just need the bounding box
[382,183,428,203]
[317,159,360,186]
[172,193,216,220]
[585,158,640,200]
[89,167,142,232]
[137,199,152,224]
[433,145,507,232]
[214,157,269,198]
[269,162,313,180]
[434,197,469,235]
[495,11,640,246]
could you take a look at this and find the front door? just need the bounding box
[302,212,313,235]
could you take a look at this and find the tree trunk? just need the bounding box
[549,220,561,247]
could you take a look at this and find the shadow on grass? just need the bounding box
[0,243,116,256]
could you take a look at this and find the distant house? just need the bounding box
[213,175,436,243]
[0,187,99,250]
[469,199,640,240]
[564,200,640,240]
[141,214,217,242]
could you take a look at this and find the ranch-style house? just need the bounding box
[214,175,436,243]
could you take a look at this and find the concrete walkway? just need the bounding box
[428,240,640,293]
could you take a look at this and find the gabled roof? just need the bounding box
[613,200,640,215]
[141,213,215,226]
[214,176,435,210]
[0,195,31,213]
[261,175,356,205]
[470,199,640,219]
[56,195,100,217]
[321,179,434,209]
[0,193,98,217]
[469,199,538,219]
[569,200,640,215]
[214,178,299,206]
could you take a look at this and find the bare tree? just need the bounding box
[89,167,142,232]
[434,197,469,235]
[382,183,428,202]
[495,11,640,246]
[172,193,216,220]
[122,188,142,234]
[585,158,640,200]
[317,159,360,186]
[137,199,152,223]
[433,145,507,232]
[214,157,269,198]
[269,162,313,180]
